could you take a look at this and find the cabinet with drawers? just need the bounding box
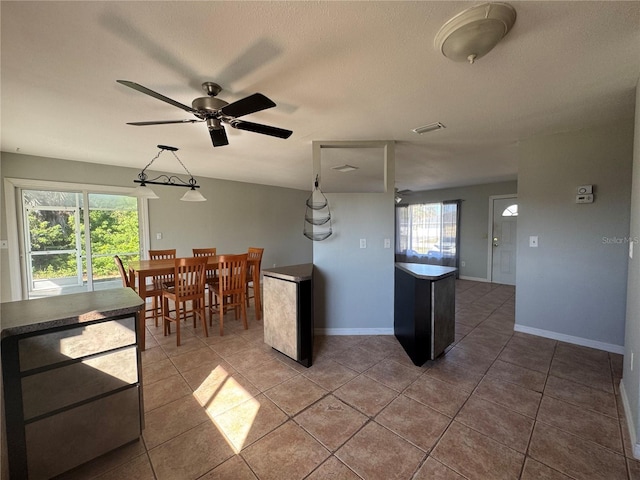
[1,288,144,479]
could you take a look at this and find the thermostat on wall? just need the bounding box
[577,185,592,195]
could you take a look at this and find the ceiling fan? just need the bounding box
[117,80,293,147]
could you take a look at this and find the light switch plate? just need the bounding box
[0,240,8,249]
[156,233,162,240]
[359,238,366,249]
[529,236,538,247]
[384,238,391,248]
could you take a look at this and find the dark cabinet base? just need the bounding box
[394,265,455,366]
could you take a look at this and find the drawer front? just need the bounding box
[22,347,139,420]
[25,386,141,480]
[19,317,136,371]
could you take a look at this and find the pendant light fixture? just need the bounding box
[434,3,516,64]
[130,145,206,202]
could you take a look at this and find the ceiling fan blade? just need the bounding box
[231,120,293,139]
[210,126,229,147]
[117,80,197,114]
[126,119,203,126]
[220,93,276,118]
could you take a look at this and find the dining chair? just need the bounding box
[114,255,163,326]
[246,247,264,315]
[192,248,218,312]
[211,253,248,336]
[148,249,177,326]
[161,256,208,346]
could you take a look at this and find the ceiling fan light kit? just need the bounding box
[117,80,292,148]
[130,145,206,202]
[434,2,516,64]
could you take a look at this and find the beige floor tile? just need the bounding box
[212,393,288,452]
[376,394,451,452]
[170,347,223,374]
[93,454,155,480]
[148,421,236,480]
[536,396,623,453]
[404,374,470,417]
[510,332,557,352]
[199,455,258,479]
[295,394,368,451]
[424,359,484,392]
[520,457,574,479]
[159,334,207,358]
[474,375,541,418]
[628,458,640,479]
[264,374,326,416]
[143,374,192,412]
[413,456,466,479]
[336,421,425,480]
[302,358,359,391]
[143,394,210,449]
[140,344,168,364]
[306,456,361,480]
[240,358,299,391]
[358,335,401,356]
[550,355,613,393]
[194,370,260,419]
[207,335,252,357]
[330,345,382,372]
[455,395,534,453]
[487,359,546,392]
[241,421,329,480]
[437,345,497,373]
[363,358,423,391]
[498,343,553,373]
[528,422,627,480]
[544,374,618,418]
[142,357,179,386]
[334,375,398,416]
[431,421,524,480]
[455,336,505,358]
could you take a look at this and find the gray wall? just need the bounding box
[622,78,640,459]
[515,119,634,352]
[0,152,312,302]
[401,181,517,280]
[312,143,396,333]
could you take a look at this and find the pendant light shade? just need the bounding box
[180,188,207,202]
[435,3,516,64]
[131,184,159,199]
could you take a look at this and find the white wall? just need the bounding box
[622,78,640,459]
[312,142,395,334]
[0,152,312,302]
[515,119,634,353]
[401,181,517,280]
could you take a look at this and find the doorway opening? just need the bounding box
[488,194,517,285]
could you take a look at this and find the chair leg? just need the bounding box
[163,296,170,336]
[199,298,208,338]
[153,296,159,327]
[176,300,181,346]
[241,293,248,330]
[219,299,224,336]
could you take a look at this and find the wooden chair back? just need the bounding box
[173,257,207,300]
[217,254,248,295]
[192,248,217,257]
[113,255,131,288]
[149,249,176,260]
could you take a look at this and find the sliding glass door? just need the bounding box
[22,189,140,298]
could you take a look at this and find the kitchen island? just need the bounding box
[394,263,456,366]
[1,288,144,479]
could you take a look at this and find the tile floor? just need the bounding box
[57,280,640,480]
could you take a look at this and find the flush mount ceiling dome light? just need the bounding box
[435,2,516,64]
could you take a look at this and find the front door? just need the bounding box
[491,196,517,285]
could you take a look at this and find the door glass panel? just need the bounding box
[22,189,140,298]
[87,193,140,290]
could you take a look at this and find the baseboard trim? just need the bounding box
[459,276,489,282]
[513,324,625,355]
[619,380,640,459]
[315,328,394,336]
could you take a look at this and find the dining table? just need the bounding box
[128,254,261,350]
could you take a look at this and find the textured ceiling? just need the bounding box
[1,1,639,192]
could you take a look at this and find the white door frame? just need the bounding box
[487,194,517,283]
[3,178,150,301]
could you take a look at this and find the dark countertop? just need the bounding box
[1,288,144,339]
[263,263,313,282]
[395,262,457,280]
